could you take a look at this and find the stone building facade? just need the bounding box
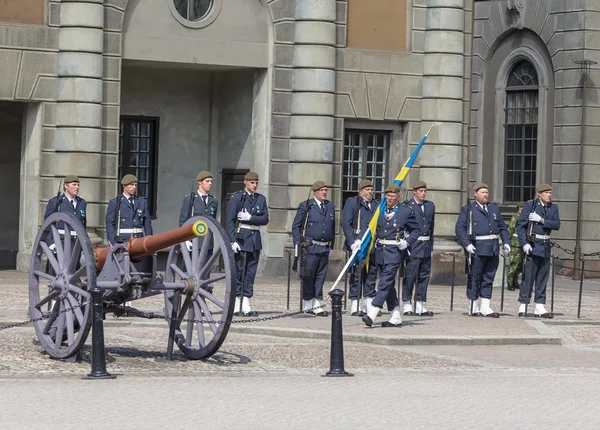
[0,0,595,275]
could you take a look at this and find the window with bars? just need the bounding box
[119,117,159,217]
[342,129,389,204]
[504,60,538,203]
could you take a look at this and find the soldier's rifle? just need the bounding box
[114,195,124,243]
[187,181,196,220]
[465,197,474,275]
[53,179,64,214]
[292,191,313,276]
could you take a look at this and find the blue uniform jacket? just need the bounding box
[292,199,336,254]
[44,194,87,227]
[374,204,420,265]
[178,192,218,226]
[225,191,269,252]
[455,201,510,257]
[404,198,435,259]
[105,195,152,245]
[517,199,560,258]
[341,196,378,251]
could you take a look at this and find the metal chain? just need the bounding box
[0,302,88,331]
[550,241,600,258]
[106,302,329,325]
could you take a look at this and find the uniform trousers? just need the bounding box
[468,255,499,300]
[234,249,260,298]
[302,252,329,301]
[372,262,401,309]
[519,255,550,304]
[402,256,431,302]
[348,259,377,300]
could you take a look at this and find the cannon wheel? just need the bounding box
[164,216,236,359]
[29,212,95,359]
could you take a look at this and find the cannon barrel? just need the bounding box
[94,220,208,271]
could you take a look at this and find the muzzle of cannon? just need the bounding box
[28,213,236,361]
[93,220,207,271]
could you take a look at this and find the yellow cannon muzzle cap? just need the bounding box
[192,220,208,237]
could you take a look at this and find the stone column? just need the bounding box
[55,0,104,229]
[289,0,337,204]
[419,0,465,249]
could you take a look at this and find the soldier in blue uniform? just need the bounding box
[341,179,378,316]
[105,174,153,246]
[516,183,560,318]
[402,180,435,317]
[44,175,87,249]
[292,180,336,317]
[178,170,218,252]
[456,183,510,317]
[225,171,269,316]
[361,184,420,328]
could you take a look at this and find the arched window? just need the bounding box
[503,60,539,202]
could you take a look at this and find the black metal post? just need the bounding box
[551,256,555,313]
[84,286,115,380]
[286,250,291,311]
[324,288,353,377]
[500,254,506,312]
[165,290,181,361]
[450,253,455,312]
[577,257,585,319]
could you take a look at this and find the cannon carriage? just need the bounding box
[29,212,236,360]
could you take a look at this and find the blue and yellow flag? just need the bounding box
[351,123,437,269]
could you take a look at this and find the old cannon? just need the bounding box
[28,212,236,360]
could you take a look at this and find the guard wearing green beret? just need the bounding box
[178,171,218,250]
[455,183,510,317]
[362,183,420,328]
[516,184,560,318]
[506,201,525,291]
[292,180,336,316]
[43,175,87,251]
[225,171,269,316]
[105,173,153,246]
[340,179,379,316]
[401,180,435,317]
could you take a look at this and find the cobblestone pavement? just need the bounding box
[2,270,600,428]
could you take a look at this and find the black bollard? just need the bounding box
[500,254,506,312]
[286,250,291,311]
[324,289,353,377]
[551,256,555,313]
[450,253,455,312]
[84,286,116,380]
[577,258,585,319]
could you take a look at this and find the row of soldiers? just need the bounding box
[44,173,560,326]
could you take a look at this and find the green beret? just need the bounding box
[536,183,552,193]
[473,183,489,192]
[516,201,525,208]
[244,171,259,181]
[121,174,138,185]
[64,175,80,184]
[358,179,373,190]
[312,180,328,191]
[384,184,401,193]
[412,180,427,190]
[196,171,212,181]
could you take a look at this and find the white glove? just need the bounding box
[397,239,408,251]
[466,244,476,255]
[528,213,543,223]
[49,243,56,253]
[237,209,251,222]
[351,239,361,253]
[185,240,193,252]
[503,244,511,256]
[231,242,241,253]
[523,244,532,255]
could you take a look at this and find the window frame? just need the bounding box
[342,129,391,204]
[119,116,160,218]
